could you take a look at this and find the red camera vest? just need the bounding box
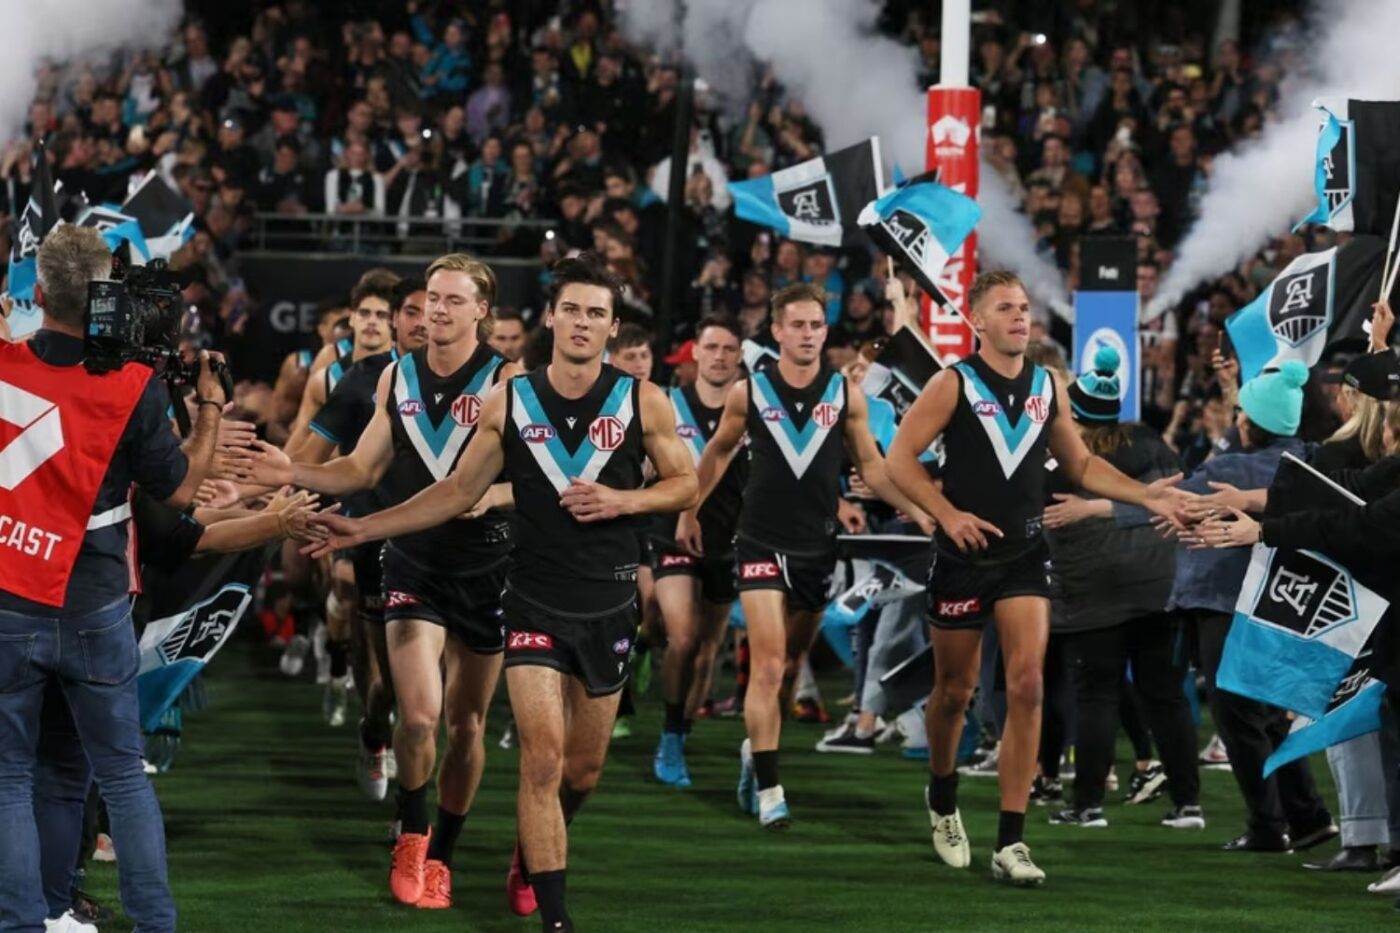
[0,340,150,606]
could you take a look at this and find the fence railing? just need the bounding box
[248,212,556,256]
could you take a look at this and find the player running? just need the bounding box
[685,283,930,830]
[652,314,746,787]
[885,270,1192,885]
[249,254,519,910]
[307,252,696,932]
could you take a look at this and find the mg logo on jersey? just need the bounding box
[760,407,786,422]
[0,380,65,491]
[937,598,981,618]
[741,561,780,580]
[972,400,1002,418]
[813,401,839,429]
[676,424,700,439]
[588,415,625,451]
[397,399,424,416]
[520,424,556,443]
[508,631,554,650]
[450,394,481,427]
[1024,395,1050,424]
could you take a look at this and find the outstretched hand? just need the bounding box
[246,439,295,487]
[301,511,363,558]
[1142,473,1196,532]
[1187,507,1261,549]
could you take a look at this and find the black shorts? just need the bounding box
[380,544,507,653]
[733,534,835,613]
[925,543,1051,630]
[351,542,385,625]
[650,545,738,604]
[501,585,639,697]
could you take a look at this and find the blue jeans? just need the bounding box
[0,598,175,933]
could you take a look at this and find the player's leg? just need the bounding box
[508,665,570,929]
[686,598,733,721]
[653,573,700,786]
[739,588,790,826]
[385,618,446,905]
[990,595,1050,884]
[924,624,982,868]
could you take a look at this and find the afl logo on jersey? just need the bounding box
[676,424,700,439]
[589,416,625,451]
[1024,395,1050,424]
[451,394,481,427]
[973,400,1002,417]
[760,407,786,422]
[398,399,424,416]
[813,401,840,429]
[520,424,556,442]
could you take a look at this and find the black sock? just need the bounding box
[328,639,349,678]
[753,750,780,790]
[426,808,466,866]
[682,717,694,736]
[663,702,685,734]
[398,783,429,835]
[559,783,588,827]
[997,810,1026,849]
[927,770,959,817]
[532,870,570,931]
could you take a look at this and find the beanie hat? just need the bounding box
[1239,359,1309,437]
[1069,344,1122,424]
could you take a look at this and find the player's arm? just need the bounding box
[307,387,508,554]
[248,366,397,495]
[455,371,522,517]
[1047,377,1190,525]
[561,381,697,522]
[842,384,933,532]
[886,369,1002,552]
[270,353,308,426]
[285,372,330,460]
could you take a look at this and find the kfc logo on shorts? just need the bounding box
[973,400,1003,417]
[813,401,839,429]
[520,424,556,443]
[741,561,781,580]
[612,637,632,655]
[659,553,694,568]
[385,590,418,608]
[508,631,554,650]
[937,598,981,618]
[1024,395,1050,424]
[760,407,786,422]
[451,394,481,428]
[397,399,425,416]
[589,415,625,451]
[676,424,700,439]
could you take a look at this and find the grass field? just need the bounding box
[80,640,1392,932]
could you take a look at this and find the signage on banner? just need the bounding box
[924,87,980,364]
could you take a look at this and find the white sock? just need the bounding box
[758,785,785,811]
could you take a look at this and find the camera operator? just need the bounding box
[0,225,226,933]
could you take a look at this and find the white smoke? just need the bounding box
[622,0,1072,316]
[1150,0,1400,317]
[0,0,183,138]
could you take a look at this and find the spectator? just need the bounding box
[324,139,385,218]
[466,62,512,144]
[650,125,732,212]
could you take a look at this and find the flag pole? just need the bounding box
[1382,193,1400,300]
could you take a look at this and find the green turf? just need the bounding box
[82,642,1392,932]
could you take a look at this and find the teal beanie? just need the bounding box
[1239,359,1309,437]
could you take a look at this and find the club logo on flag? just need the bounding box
[0,380,64,491]
[775,173,839,227]
[588,415,625,451]
[1252,551,1356,638]
[883,209,930,260]
[1322,119,1353,216]
[1268,265,1332,347]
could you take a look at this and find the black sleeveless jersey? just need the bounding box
[381,343,511,569]
[310,349,395,517]
[503,365,645,614]
[936,354,1058,562]
[736,366,847,554]
[666,384,747,554]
